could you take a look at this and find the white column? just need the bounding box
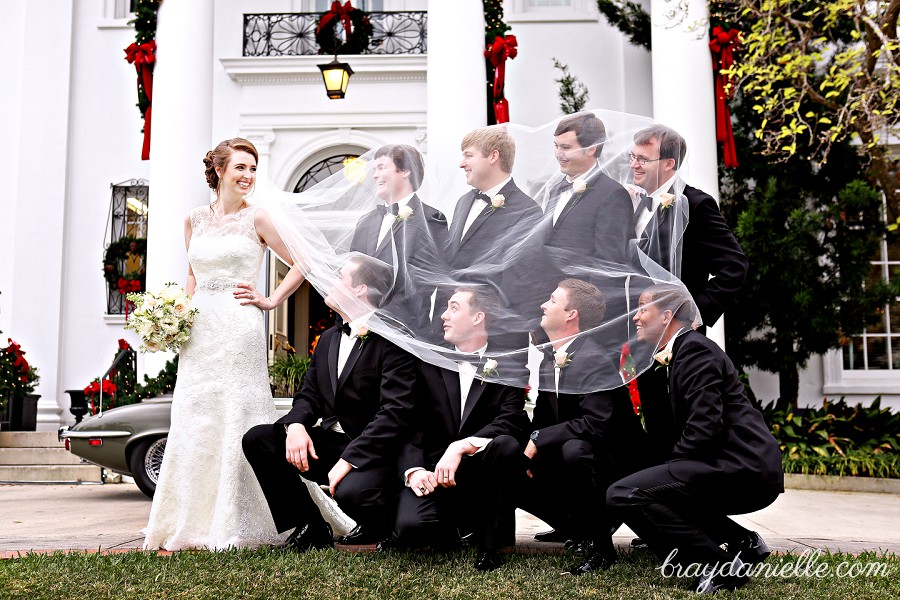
[7,1,75,429]
[650,0,726,348]
[145,0,215,374]
[425,0,486,201]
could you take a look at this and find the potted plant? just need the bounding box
[0,338,41,431]
[269,341,310,398]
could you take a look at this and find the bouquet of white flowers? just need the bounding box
[124,283,198,353]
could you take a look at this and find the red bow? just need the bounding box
[84,379,117,398]
[709,26,741,168]
[124,41,156,160]
[117,278,141,320]
[317,1,354,37]
[484,35,518,124]
[118,339,131,351]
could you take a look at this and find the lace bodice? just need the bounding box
[189,205,265,292]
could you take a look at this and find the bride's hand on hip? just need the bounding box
[235,283,275,311]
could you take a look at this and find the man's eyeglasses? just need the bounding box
[628,153,663,166]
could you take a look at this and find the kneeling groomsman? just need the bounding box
[607,284,783,594]
[394,285,530,571]
[519,279,647,575]
[242,255,418,551]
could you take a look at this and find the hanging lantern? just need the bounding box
[317,59,354,99]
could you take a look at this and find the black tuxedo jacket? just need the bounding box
[532,336,647,472]
[444,179,543,327]
[350,195,449,335]
[542,169,634,268]
[398,359,531,474]
[639,184,748,325]
[276,325,418,470]
[642,330,783,490]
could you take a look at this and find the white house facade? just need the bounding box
[2,0,897,432]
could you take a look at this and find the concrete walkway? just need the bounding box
[2,483,899,557]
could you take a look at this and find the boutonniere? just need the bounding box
[653,348,672,369]
[489,194,506,212]
[351,323,370,349]
[480,358,499,384]
[572,179,588,195]
[658,193,676,211]
[395,206,414,221]
[554,350,573,369]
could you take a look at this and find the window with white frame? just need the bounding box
[842,196,900,371]
[104,180,148,316]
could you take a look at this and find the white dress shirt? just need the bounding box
[552,161,599,226]
[378,193,414,247]
[331,313,374,434]
[634,174,677,237]
[461,176,511,239]
[552,338,575,395]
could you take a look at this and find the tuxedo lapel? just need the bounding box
[337,339,364,391]
[460,374,487,431]
[327,332,341,395]
[449,193,475,252]
[554,190,583,227]
[555,336,586,392]
[460,204,492,244]
[440,368,462,426]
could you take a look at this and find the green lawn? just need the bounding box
[1,548,897,599]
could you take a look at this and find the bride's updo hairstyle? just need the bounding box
[203,138,259,191]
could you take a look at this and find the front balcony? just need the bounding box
[243,11,427,57]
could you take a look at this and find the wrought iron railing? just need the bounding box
[105,179,148,315]
[243,11,427,57]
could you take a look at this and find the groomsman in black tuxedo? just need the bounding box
[350,144,448,340]
[518,279,647,575]
[394,285,530,571]
[542,112,635,272]
[607,284,783,594]
[629,125,747,329]
[242,254,418,551]
[445,126,543,350]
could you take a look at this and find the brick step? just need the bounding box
[0,464,103,483]
[0,447,84,465]
[0,432,63,449]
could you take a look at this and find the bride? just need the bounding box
[143,138,309,550]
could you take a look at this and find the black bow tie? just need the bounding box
[636,193,653,214]
[377,204,399,216]
[339,323,352,336]
[473,191,491,203]
[539,346,556,362]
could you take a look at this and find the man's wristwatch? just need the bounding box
[529,430,540,443]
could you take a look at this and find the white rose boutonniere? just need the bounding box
[572,179,588,194]
[395,205,414,221]
[658,193,676,211]
[653,348,673,368]
[489,194,506,212]
[351,323,370,348]
[554,350,573,369]
[480,358,499,384]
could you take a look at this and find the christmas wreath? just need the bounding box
[103,236,147,295]
[315,1,373,56]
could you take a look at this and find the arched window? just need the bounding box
[292,154,360,192]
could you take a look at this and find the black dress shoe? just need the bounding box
[564,539,593,557]
[337,525,385,545]
[283,521,334,552]
[534,528,569,543]
[695,559,750,595]
[727,531,771,566]
[566,551,616,576]
[473,550,503,571]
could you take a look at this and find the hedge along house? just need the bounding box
[2,0,896,432]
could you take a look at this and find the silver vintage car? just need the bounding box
[59,397,291,498]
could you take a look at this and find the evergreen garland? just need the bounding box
[128,0,159,120]
[596,0,650,50]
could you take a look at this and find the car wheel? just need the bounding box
[129,437,167,498]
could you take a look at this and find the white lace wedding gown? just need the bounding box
[143,204,284,550]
